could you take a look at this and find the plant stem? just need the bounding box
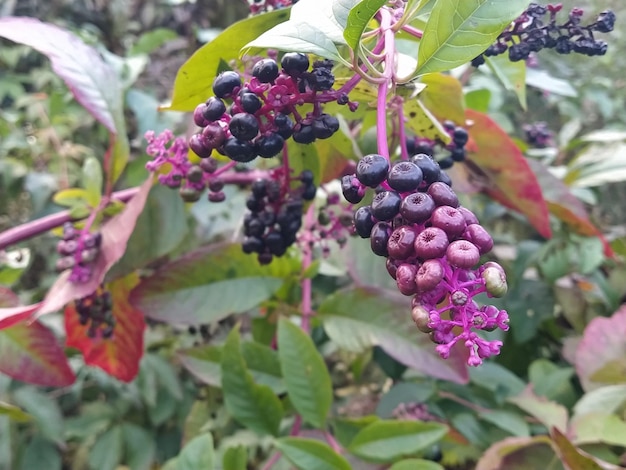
[325,431,343,453]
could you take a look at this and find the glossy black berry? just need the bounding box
[438,171,452,187]
[242,236,264,254]
[387,161,423,192]
[293,124,316,144]
[312,114,339,139]
[302,184,317,201]
[256,133,284,158]
[310,67,335,91]
[341,175,363,204]
[594,10,616,33]
[300,170,314,184]
[203,97,226,122]
[189,134,212,159]
[223,137,256,163]
[265,231,287,256]
[400,192,435,224]
[252,58,280,83]
[410,154,441,186]
[450,147,466,162]
[240,93,263,114]
[212,71,242,99]
[274,113,294,139]
[452,127,468,147]
[370,222,392,257]
[356,154,389,188]
[354,206,375,238]
[251,179,267,198]
[438,156,454,169]
[229,113,259,141]
[371,191,402,221]
[281,53,310,77]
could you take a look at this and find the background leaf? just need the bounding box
[178,433,215,470]
[275,437,351,470]
[343,0,388,50]
[278,319,333,428]
[416,0,528,75]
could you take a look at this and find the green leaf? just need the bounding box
[0,401,30,423]
[573,384,626,417]
[52,188,91,208]
[166,9,290,111]
[404,99,451,143]
[419,73,465,124]
[551,428,611,470]
[89,425,123,470]
[222,446,248,470]
[130,243,298,324]
[508,388,569,433]
[178,342,286,394]
[389,460,445,470]
[317,287,468,383]
[348,420,448,463]
[178,433,215,470]
[277,319,333,428]
[82,156,103,207]
[275,437,351,470]
[13,387,64,445]
[570,412,626,448]
[479,410,530,438]
[486,55,527,110]
[122,423,156,470]
[129,28,177,56]
[20,436,61,470]
[343,0,387,50]
[416,0,528,75]
[221,326,283,436]
[332,416,380,448]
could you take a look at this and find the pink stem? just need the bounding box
[261,415,303,470]
[401,24,423,39]
[376,81,390,159]
[398,101,409,160]
[325,431,343,453]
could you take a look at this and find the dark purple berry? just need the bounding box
[431,206,466,238]
[193,104,209,127]
[208,191,226,203]
[300,170,314,184]
[416,259,444,293]
[370,222,392,257]
[312,114,339,139]
[208,179,225,192]
[386,258,401,279]
[354,206,375,238]
[274,113,294,139]
[438,157,454,170]
[292,124,316,144]
[256,133,284,158]
[240,93,263,114]
[387,226,417,260]
[452,128,468,147]
[265,231,287,256]
[199,157,219,173]
[414,227,449,260]
[370,191,402,221]
[223,138,256,163]
[594,10,616,33]
[446,240,480,269]
[387,161,423,192]
[189,133,213,158]
[341,175,363,204]
[187,165,204,183]
[410,154,441,185]
[229,113,259,141]
[428,182,459,207]
[202,123,227,150]
[437,171,452,187]
[203,97,226,121]
[281,53,310,77]
[462,224,493,254]
[450,147,466,162]
[356,154,389,187]
[458,206,479,226]
[396,264,418,296]
[301,184,317,201]
[253,58,280,83]
[258,252,273,265]
[212,71,242,98]
[242,236,264,254]
[400,192,435,224]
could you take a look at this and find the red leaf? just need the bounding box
[526,159,613,257]
[0,320,75,387]
[37,176,153,317]
[0,304,41,330]
[465,109,552,238]
[575,305,626,392]
[0,17,120,133]
[65,274,145,382]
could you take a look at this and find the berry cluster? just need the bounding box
[242,170,316,264]
[75,288,115,339]
[307,191,354,256]
[55,222,102,283]
[247,0,296,15]
[145,130,227,203]
[189,53,357,163]
[472,4,615,66]
[406,121,469,170]
[344,154,509,366]
[523,121,553,148]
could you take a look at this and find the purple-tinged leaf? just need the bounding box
[36,176,153,316]
[551,428,619,470]
[575,305,626,391]
[476,436,558,470]
[508,386,568,433]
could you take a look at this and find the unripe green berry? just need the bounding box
[482,266,508,297]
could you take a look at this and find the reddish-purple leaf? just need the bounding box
[465,109,552,238]
[476,436,557,470]
[37,176,153,316]
[551,428,616,470]
[508,386,569,433]
[575,305,626,392]
[526,159,613,257]
[0,17,121,133]
[65,274,145,382]
[0,320,75,387]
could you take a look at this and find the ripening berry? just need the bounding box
[414,227,449,260]
[400,192,435,224]
[446,240,480,269]
[203,97,227,121]
[370,222,392,256]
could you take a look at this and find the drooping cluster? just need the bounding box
[55,222,101,283]
[74,288,115,339]
[523,121,553,148]
[145,130,227,203]
[343,153,509,366]
[472,4,615,66]
[242,169,316,264]
[405,120,469,170]
[189,54,357,163]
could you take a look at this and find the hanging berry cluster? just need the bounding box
[74,288,115,339]
[189,53,357,163]
[472,3,615,65]
[243,169,316,265]
[344,153,509,366]
[55,222,102,284]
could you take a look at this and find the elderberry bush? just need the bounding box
[75,289,115,339]
[472,3,615,66]
[189,54,356,163]
[344,153,509,366]
[406,120,469,170]
[242,170,316,264]
[55,222,102,283]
